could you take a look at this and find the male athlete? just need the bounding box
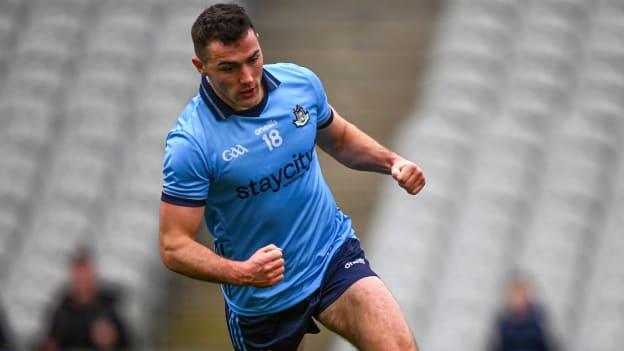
[159,4,425,351]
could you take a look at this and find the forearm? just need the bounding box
[160,232,246,285]
[317,110,425,195]
[326,121,402,174]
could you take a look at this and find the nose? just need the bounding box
[240,65,254,85]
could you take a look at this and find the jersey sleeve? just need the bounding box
[301,67,334,129]
[161,130,210,207]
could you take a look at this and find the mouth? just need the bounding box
[240,86,256,98]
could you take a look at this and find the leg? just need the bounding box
[297,336,305,351]
[317,276,418,351]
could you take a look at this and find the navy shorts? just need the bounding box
[225,238,377,351]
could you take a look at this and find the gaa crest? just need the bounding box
[292,104,310,128]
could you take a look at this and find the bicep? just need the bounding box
[159,201,205,242]
[158,201,218,276]
[316,107,350,155]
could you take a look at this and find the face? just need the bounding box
[71,261,96,304]
[193,28,265,112]
[506,282,530,315]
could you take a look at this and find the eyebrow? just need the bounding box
[217,49,260,67]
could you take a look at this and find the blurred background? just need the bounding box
[1,0,623,350]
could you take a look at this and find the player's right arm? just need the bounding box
[161,127,284,287]
[159,201,285,287]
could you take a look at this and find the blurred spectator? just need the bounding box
[0,305,13,351]
[489,275,557,351]
[40,251,131,351]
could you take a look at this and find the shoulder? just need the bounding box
[54,290,74,312]
[528,304,548,322]
[169,96,207,137]
[163,100,215,176]
[166,96,213,153]
[96,285,123,307]
[264,63,322,85]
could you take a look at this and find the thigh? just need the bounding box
[297,336,305,351]
[316,276,418,351]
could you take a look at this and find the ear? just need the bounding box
[191,55,206,75]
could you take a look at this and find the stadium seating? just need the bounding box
[0,0,198,346]
[332,0,624,350]
[1,0,622,350]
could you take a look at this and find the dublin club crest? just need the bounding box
[292,104,310,128]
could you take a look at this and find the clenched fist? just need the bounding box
[240,244,285,287]
[391,159,426,195]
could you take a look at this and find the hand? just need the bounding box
[391,159,426,195]
[91,317,119,349]
[240,244,285,287]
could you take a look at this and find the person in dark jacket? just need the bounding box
[490,276,557,351]
[0,305,13,351]
[40,251,131,351]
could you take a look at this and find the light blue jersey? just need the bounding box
[162,63,356,316]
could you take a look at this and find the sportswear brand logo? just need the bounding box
[222,145,249,161]
[344,258,365,269]
[254,119,278,136]
[292,105,309,128]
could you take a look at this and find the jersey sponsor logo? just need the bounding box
[236,147,314,199]
[344,258,365,269]
[222,145,249,161]
[254,119,278,136]
[292,105,310,128]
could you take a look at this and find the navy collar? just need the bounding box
[199,68,281,120]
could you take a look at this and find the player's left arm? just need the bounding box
[316,107,425,195]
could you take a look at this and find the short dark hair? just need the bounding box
[191,3,255,61]
[71,247,92,266]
